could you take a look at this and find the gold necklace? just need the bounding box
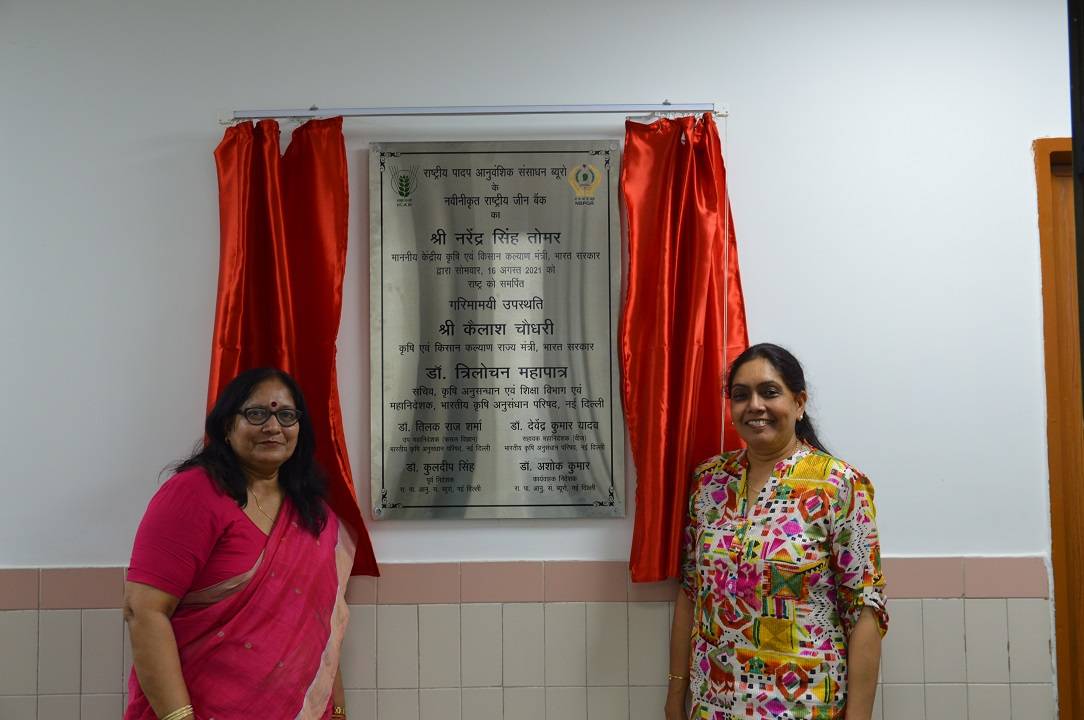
[248,488,277,523]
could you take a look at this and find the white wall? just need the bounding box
[0,0,1068,566]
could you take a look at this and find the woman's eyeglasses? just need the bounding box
[238,406,301,427]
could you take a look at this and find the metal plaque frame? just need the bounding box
[369,140,625,519]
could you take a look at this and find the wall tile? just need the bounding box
[545,562,627,602]
[345,689,377,720]
[343,604,377,689]
[628,577,678,603]
[1006,599,1052,683]
[461,604,502,687]
[8,567,1063,719]
[461,687,503,720]
[924,684,967,720]
[1010,684,1054,719]
[81,609,122,693]
[882,684,925,720]
[420,604,461,688]
[872,684,883,720]
[379,564,459,605]
[377,605,419,688]
[0,610,38,694]
[38,609,81,694]
[38,693,79,720]
[545,603,586,686]
[546,686,586,720]
[420,688,460,720]
[628,686,667,720]
[628,602,669,686]
[967,684,1010,720]
[0,696,36,720]
[964,600,1009,683]
[588,686,629,720]
[40,568,124,609]
[504,687,545,720]
[586,602,628,686]
[502,604,544,687]
[0,570,38,610]
[461,562,544,603]
[81,693,123,720]
[921,599,965,683]
[347,576,378,605]
[882,558,963,599]
[964,558,1047,598]
[378,689,420,720]
[882,599,924,683]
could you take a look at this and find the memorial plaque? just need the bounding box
[369,141,625,519]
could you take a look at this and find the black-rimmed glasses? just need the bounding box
[238,406,302,427]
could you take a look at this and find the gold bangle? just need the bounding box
[331,705,347,718]
[667,673,686,682]
[160,706,194,720]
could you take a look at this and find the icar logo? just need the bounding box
[388,165,419,206]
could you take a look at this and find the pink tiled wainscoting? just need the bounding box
[0,558,1055,720]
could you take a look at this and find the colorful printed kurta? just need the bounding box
[681,443,888,719]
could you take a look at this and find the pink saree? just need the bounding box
[125,502,356,720]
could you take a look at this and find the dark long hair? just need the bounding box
[725,343,829,454]
[175,367,327,535]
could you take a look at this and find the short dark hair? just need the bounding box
[725,343,828,454]
[176,367,327,535]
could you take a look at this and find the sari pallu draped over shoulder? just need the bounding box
[124,503,356,720]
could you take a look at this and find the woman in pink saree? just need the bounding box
[124,368,355,720]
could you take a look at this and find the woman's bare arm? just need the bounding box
[123,581,191,717]
[844,608,882,720]
[665,589,694,719]
[332,664,346,715]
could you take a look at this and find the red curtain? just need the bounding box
[621,114,748,582]
[210,117,378,576]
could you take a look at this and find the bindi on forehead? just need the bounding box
[270,401,278,408]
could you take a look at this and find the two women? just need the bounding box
[667,344,888,719]
[123,346,881,719]
[124,368,353,720]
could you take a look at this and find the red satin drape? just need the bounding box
[210,117,378,576]
[621,114,748,582]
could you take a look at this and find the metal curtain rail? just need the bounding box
[225,103,723,122]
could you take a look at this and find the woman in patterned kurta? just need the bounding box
[666,344,887,720]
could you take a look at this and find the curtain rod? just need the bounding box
[224,103,725,123]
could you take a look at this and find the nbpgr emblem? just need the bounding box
[568,163,602,205]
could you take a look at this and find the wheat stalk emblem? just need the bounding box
[390,165,419,198]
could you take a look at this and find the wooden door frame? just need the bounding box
[1035,137,1083,719]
